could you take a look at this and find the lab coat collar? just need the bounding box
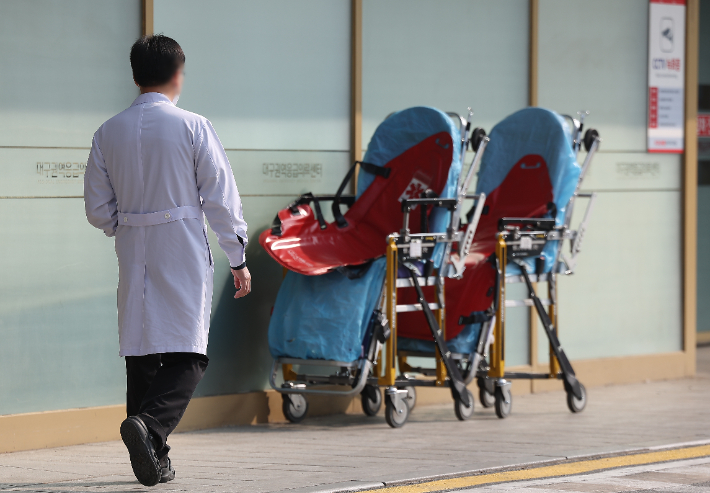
[131,92,174,107]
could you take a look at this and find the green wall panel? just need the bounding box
[555,190,682,360]
[0,0,140,148]
[154,0,351,151]
[538,0,649,152]
[0,199,124,415]
[362,0,529,149]
[538,0,682,359]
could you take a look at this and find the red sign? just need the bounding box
[699,114,710,137]
[649,87,658,128]
[650,0,686,4]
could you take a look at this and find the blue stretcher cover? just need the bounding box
[268,258,387,362]
[268,107,462,361]
[476,107,580,274]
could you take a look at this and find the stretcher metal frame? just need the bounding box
[268,110,490,427]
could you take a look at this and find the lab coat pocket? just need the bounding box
[202,227,213,268]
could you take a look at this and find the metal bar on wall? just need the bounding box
[684,0,699,374]
[529,0,538,107]
[142,0,154,36]
[528,0,539,382]
[351,0,363,190]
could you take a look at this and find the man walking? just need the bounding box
[84,35,251,486]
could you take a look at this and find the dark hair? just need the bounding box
[130,34,185,87]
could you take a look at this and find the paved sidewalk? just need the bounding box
[1,349,709,493]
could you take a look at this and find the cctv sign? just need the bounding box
[648,0,686,153]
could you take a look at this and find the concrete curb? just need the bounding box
[277,481,386,493]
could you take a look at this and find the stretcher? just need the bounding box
[262,107,600,428]
[395,107,600,420]
[262,107,489,426]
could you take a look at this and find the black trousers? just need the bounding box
[125,352,209,458]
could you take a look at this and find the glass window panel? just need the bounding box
[154,0,351,151]
[0,0,141,148]
[362,0,529,148]
[538,0,649,152]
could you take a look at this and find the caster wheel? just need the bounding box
[282,393,308,423]
[583,128,599,152]
[385,393,410,428]
[470,127,487,151]
[399,386,417,411]
[494,386,512,419]
[454,388,475,421]
[477,378,495,408]
[361,385,382,416]
[566,382,587,413]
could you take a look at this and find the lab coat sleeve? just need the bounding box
[194,120,249,267]
[84,135,118,237]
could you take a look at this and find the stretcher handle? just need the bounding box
[498,217,556,232]
[401,198,457,235]
[401,197,457,213]
[332,161,390,228]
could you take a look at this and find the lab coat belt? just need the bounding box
[119,206,203,227]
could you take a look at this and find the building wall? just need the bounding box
[0,0,141,416]
[0,0,689,418]
[539,0,683,360]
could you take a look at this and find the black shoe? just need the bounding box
[159,456,176,483]
[120,416,161,487]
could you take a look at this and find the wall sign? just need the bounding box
[698,114,710,137]
[647,0,686,153]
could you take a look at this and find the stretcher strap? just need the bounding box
[458,309,493,326]
[119,205,202,227]
[357,161,392,179]
[333,161,391,228]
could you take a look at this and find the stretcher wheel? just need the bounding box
[361,385,382,416]
[494,386,512,419]
[282,393,308,423]
[400,386,417,411]
[566,382,587,413]
[583,128,599,152]
[477,378,495,408]
[385,394,409,428]
[470,127,487,152]
[453,388,475,421]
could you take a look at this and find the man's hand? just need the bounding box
[231,266,252,299]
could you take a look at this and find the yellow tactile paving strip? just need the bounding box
[360,444,710,493]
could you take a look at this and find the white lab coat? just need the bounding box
[84,92,248,357]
